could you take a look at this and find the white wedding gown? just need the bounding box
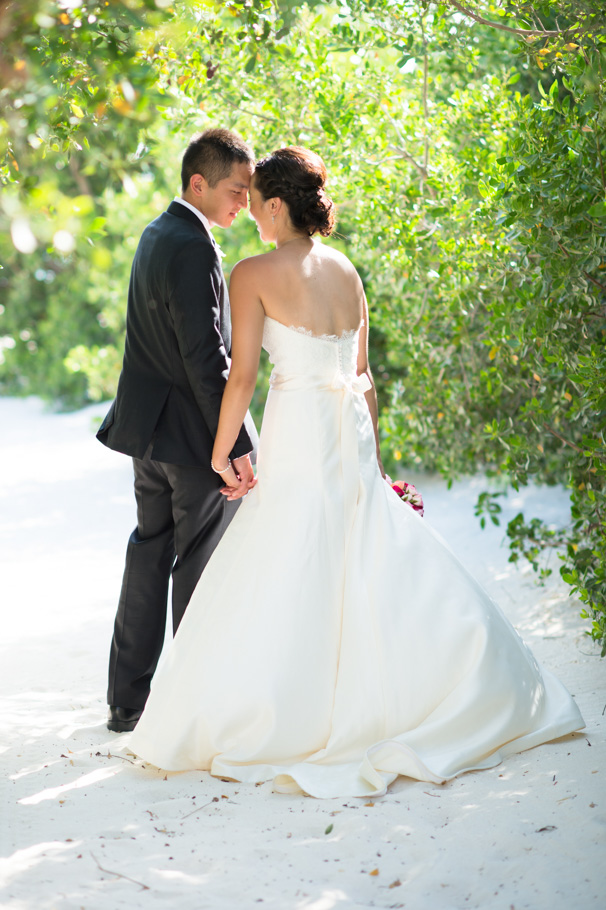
[128,316,584,798]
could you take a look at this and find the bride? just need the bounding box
[128,146,584,798]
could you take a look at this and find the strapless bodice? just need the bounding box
[262,316,370,394]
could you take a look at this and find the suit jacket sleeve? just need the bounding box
[167,238,253,459]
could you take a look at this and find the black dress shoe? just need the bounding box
[107,706,142,732]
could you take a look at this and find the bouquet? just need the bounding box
[391,480,424,518]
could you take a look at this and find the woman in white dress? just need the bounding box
[128,147,584,798]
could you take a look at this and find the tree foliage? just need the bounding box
[1,0,605,651]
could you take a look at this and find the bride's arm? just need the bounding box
[212,259,265,498]
[357,294,386,478]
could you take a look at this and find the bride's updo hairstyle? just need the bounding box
[254,146,335,237]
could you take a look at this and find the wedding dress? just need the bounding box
[127,316,584,798]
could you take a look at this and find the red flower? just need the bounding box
[391,480,424,517]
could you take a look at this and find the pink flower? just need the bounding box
[391,480,424,517]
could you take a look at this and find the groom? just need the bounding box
[97,128,258,732]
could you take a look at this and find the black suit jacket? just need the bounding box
[97,201,257,466]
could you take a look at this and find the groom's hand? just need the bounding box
[221,454,256,500]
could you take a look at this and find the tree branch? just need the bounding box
[457,352,472,404]
[215,93,287,127]
[378,89,437,198]
[387,143,427,178]
[413,284,431,327]
[529,6,548,34]
[596,128,606,194]
[446,0,561,39]
[543,424,583,456]
[90,853,150,890]
[420,9,429,173]
[583,271,606,293]
[595,55,606,191]
[552,233,606,292]
[68,156,92,196]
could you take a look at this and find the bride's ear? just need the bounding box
[269,197,282,218]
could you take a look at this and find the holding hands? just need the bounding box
[212,453,257,501]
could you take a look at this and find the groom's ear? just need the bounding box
[189,173,209,198]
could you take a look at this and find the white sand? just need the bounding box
[0,396,603,910]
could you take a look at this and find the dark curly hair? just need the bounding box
[254,147,335,237]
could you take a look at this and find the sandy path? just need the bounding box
[0,396,603,909]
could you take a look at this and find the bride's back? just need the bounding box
[254,239,364,338]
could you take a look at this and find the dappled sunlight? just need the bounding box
[19,766,123,806]
[517,590,584,640]
[153,868,211,886]
[11,757,67,783]
[0,689,108,753]
[0,841,76,888]
[57,719,110,740]
[297,890,349,910]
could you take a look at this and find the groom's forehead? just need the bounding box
[221,173,251,189]
[226,161,255,185]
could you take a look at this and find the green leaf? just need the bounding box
[587,201,606,218]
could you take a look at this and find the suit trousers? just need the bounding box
[107,446,239,710]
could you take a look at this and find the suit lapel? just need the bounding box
[167,200,213,238]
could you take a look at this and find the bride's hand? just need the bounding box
[232,454,256,488]
[219,454,257,501]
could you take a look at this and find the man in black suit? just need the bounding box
[97,128,258,732]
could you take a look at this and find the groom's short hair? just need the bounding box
[181,128,254,191]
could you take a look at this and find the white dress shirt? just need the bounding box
[172,197,224,256]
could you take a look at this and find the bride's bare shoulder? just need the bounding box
[318,243,349,263]
[317,242,357,270]
[318,244,363,288]
[229,251,278,282]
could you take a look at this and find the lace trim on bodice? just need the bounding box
[262,315,363,388]
[265,316,364,343]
